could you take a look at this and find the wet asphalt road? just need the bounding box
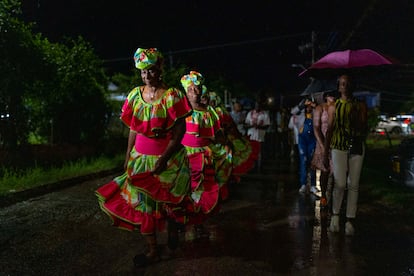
[1,157,414,275]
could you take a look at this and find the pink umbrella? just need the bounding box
[299,48,399,78]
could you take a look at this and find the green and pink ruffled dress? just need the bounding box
[214,104,259,181]
[180,105,232,224]
[95,86,192,235]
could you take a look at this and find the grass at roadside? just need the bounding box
[363,135,414,216]
[0,154,124,196]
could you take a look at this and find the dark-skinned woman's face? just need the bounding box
[186,84,202,104]
[338,75,353,96]
[140,66,161,85]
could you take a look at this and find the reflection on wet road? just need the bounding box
[148,160,414,275]
[0,159,413,275]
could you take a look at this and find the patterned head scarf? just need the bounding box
[180,71,205,92]
[134,48,163,70]
[202,85,208,95]
[207,91,222,106]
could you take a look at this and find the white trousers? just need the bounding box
[331,147,365,218]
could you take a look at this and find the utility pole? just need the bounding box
[311,31,316,63]
[298,31,317,65]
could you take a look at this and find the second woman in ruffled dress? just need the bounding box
[179,71,230,238]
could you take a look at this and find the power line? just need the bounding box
[340,0,377,48]
[102,32,311,64]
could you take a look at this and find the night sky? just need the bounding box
[20,0,414,96]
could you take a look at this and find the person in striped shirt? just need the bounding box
[324,74,368,236]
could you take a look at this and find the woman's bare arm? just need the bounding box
[124,130,137,169]
[152,118,186,175]
[323,103,335,168]
[313,104,324,149]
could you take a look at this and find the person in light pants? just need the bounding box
[324,74,368,236]
[331,148,365,219]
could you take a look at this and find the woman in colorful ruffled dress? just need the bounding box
[206,92,259,183]
[225,112,259,180]
[95,48,192,267]
[179,71,229,238]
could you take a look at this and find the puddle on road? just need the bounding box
[172,171,414,275]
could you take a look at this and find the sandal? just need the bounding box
[320,197,328,208]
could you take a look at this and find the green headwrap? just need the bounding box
[134,48,163,70]
[180,71,205,92]
[202,85,208,95]
[208,91,222,105]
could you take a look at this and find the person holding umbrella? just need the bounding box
[289,96,319,195]
[324,74,368,236]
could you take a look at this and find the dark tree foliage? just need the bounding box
[0,0,111,149]
[0,0,37,149]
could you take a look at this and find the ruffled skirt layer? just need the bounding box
[231,136,260,176]
[95,147,190,234]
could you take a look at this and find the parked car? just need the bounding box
[390,137,414,188]
[391,114,413,134]
[375,118,403,135]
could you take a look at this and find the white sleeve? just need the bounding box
[245,111,252,125]
[291,105,300,115]
[288,116,294,129]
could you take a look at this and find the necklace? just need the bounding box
[147,87,157,101]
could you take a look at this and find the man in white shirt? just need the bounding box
[245,101,270,172]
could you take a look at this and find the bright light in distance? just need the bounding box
[267,97,274,104]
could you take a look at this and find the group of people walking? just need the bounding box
[95,48,260,268]
[289,74,368,237]
[94,47,368,268]
[289,91,336,203]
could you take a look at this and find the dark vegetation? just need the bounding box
[1,0,111,151]
[363,136,414,218]
[0,0,247,168]
[0,136,125,170]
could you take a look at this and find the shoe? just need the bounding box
[320,197,327,207]
[195,224,210,239]
[184,227,196,241]
[310,186,320,195]
[329,215,340,233]
[345,221,355,236]
[133,253,160,268]
[299,185,306,193]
